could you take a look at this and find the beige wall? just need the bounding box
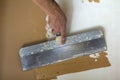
[0,0,46,80]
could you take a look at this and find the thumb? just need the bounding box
[61,30,66,45]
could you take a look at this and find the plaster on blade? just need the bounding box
[19,29,107,71]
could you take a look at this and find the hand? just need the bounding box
[48,13,67,44]
[32,0,66,44]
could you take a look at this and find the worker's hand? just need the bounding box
[48,13,66,44]
[32,0,66,44]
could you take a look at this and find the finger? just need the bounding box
[60,29,66,45]
[52,26,60,35]
[61,35,66,45]
[49,23,57,35]
[52,29,57,35]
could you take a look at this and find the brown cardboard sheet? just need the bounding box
[34,52,111,80]
[0,0,46,80]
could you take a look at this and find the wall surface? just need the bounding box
[56,0,120,80]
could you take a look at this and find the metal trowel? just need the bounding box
[19,28,107,71]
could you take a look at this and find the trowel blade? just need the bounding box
[19,29,107,71]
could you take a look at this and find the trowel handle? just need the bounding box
[55,32,61,42]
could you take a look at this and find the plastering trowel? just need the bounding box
[19,28,107,71]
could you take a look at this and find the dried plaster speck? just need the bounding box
[88,0,100,3]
